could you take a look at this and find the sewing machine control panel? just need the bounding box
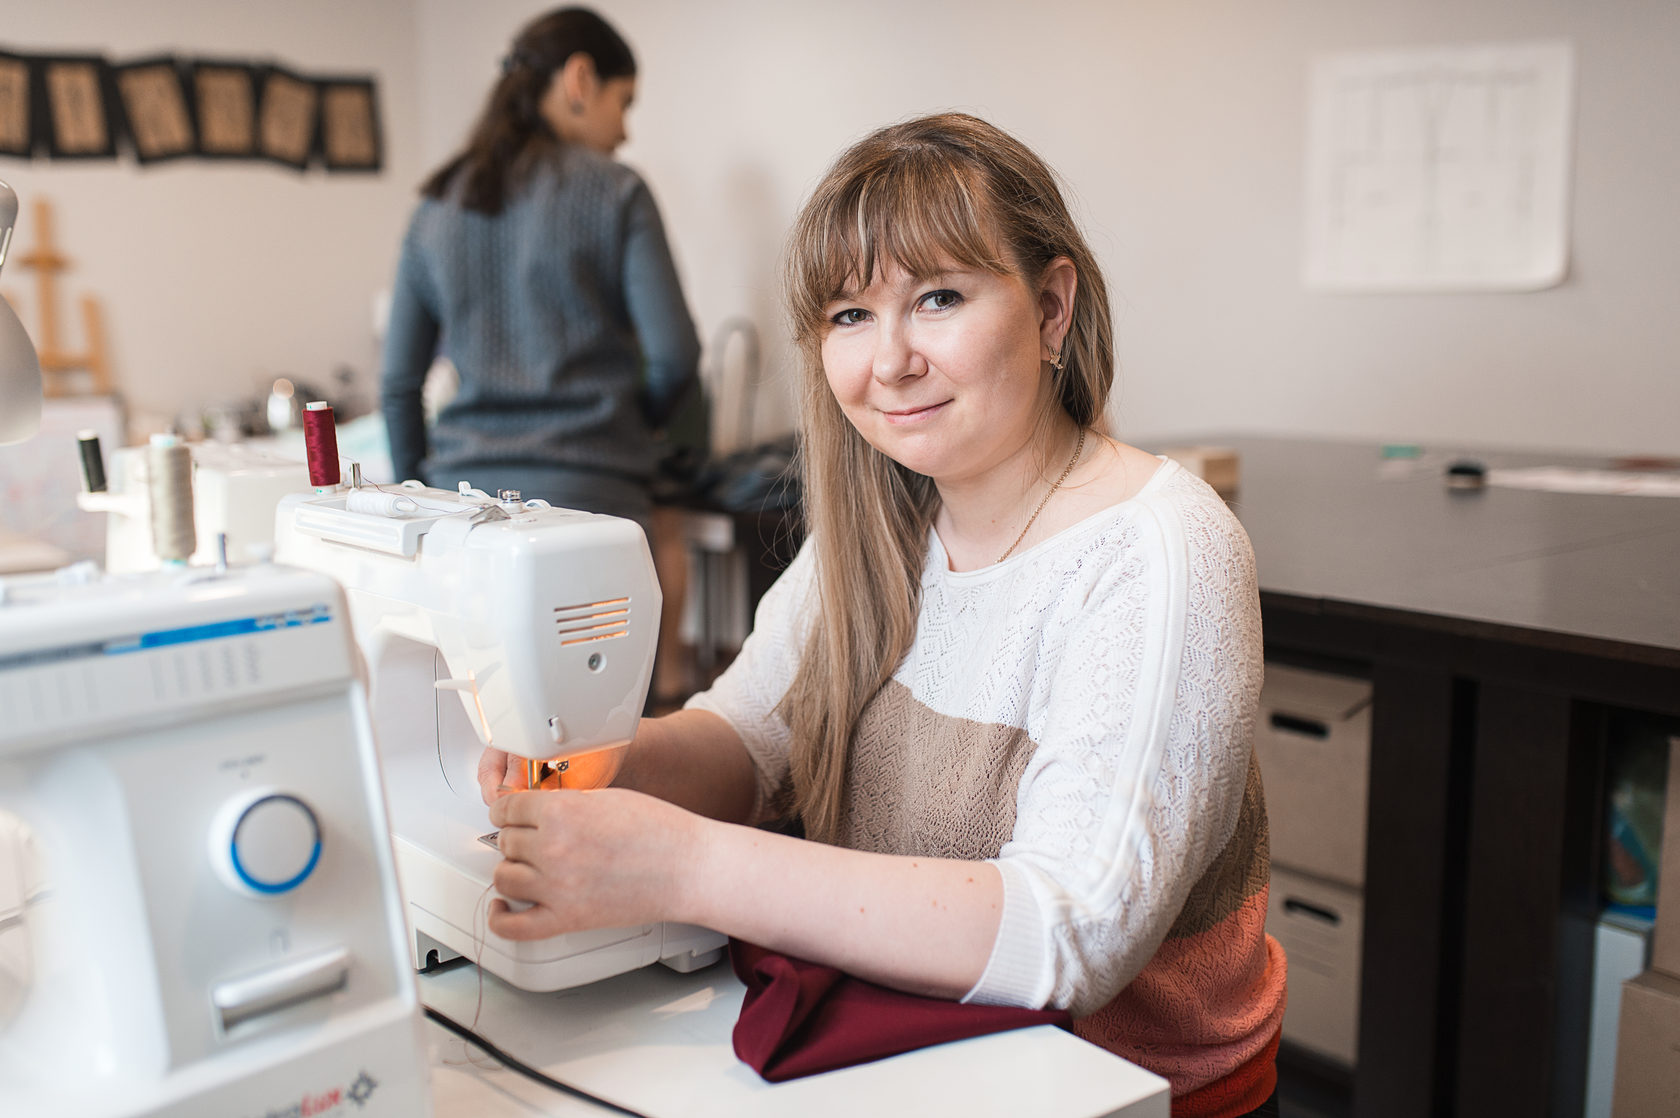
[0,569,348,751]
[0,565,432,1116]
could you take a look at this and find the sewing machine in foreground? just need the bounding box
[274,481,725,992]
[0,562,429,1117]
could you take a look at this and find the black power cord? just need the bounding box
[423,1004,650,1118]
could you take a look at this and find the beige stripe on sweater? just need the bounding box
[840,678,1036,861]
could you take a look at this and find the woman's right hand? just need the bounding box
[475,710,759,822]
[478,747,524,804]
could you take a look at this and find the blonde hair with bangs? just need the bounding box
[778,112,1115,843]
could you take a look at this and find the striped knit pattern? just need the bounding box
[843,681,1286,1110]
[1070,753,1287,1107]
[690,461,1287,1115]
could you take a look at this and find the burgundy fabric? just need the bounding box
[729,939,1072,1082]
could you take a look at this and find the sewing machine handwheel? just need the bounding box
[214,791,323,896]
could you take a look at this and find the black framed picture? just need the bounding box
[318,76,382,173]
[35,54,119,159]
[256,64,318,170]
[0,51,32,158]
[190,59,258,158]
[112,56,194,163]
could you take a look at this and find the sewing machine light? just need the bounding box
[0,180,44,447]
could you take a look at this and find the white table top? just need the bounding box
[420,960,1168,1118]
[429,1019,603,1117]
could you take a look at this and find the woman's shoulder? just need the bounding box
[1016,442,1240,557]
[540,145,650,200]
[1107,460,1254,575]
[1026,438,1187,548]
[1028,457,1254,600]
[404,189,467,250]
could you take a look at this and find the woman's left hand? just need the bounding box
[486,787,700,941]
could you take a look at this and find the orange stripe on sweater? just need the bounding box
[1073,889,1288,1096]
[1172,1029,1280,1118]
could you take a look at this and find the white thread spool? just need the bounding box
[345,489,421,517]
[147,434,195,564]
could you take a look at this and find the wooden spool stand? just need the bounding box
[4,197,112,397]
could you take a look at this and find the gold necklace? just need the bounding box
[997,428,1086,564]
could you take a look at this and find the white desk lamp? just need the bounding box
[0,179,43,446]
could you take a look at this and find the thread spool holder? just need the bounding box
[74,437,198,565]
[74,488,147,518]
[73,450,184,521]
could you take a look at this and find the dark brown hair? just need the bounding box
[420,7,635,215]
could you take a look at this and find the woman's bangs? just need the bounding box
[819,159,1008,306]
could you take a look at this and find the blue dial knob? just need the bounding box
[226,793,321,895]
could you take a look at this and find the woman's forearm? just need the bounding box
[493,709,1004,1001]
[626,711,1003,998]
[488,752,1004,999]
[679,818,1004,1001]
[615,708,759,825]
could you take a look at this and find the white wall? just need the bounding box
[7,2,1673,456]
[1,0,422,434]
[418,0,1680,457]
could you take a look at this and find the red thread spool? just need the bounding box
[302,401,341,487]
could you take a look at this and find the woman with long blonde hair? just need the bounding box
[481,112,1286,1117]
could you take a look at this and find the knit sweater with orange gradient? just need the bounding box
[689,460,1288,1110]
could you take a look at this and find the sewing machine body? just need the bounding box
[0,564,429,1117]
[274,484,725,991]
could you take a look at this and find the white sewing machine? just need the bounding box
[76,439,311,572]
[273,482,725,991]
[0,562,430,1117]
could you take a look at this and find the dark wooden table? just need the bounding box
[1193,435,1680,1117]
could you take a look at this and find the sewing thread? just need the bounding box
[345,489,421,517]
[302,401,341,488]
[146,435,195,564]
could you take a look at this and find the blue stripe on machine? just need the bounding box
[105,607,333,655]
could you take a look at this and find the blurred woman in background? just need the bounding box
[380,5,699,533]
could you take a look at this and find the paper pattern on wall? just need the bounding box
[114,60,194,162]
[1303,40,1574,292]
[321,82,380,170]
[43,60,113,157]
[258,69,318,168]
[0,44,380,173]
[0,55,28,156]
[194,65,256,156]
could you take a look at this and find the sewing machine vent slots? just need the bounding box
[555,596,632,645]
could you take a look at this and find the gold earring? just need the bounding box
[1048,346,1066,371]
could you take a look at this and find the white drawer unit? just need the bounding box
[1267,866,1363,1068]
[1255,664,1372,888]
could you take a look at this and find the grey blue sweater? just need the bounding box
[379,144,700,495]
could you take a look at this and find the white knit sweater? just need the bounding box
[687,459,1269,1021]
